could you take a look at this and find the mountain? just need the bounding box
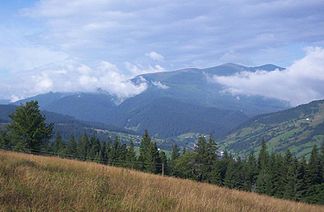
[0,104,138,142]
[113,97,248,137]
[133,63,287,116]
[13,63,288,138]
[0,99,10,104]
[221,99,324,157]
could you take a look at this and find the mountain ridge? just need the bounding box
[11,63,288,138]
[220,99,324,157]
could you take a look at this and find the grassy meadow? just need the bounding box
[0,150,323,212]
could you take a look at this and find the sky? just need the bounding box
[0,0,324,104]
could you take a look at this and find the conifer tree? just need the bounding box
[170,144,180,175]
[243,152,258,191]
[53,132,66,157]
[126,140,137,168]
[160,151,169,175]
[8,101,53,152]
[295,157,310,201]
[283,150,298,200]
[270,154,285,198]
[110,136,122,164]
[256,141,271,195]
[171,144,180,161]
[99,141,108,164]
[193,136,217,181]
[139,130,154,172]
[66,135,78,158]
[0,130,10,149]
[320,142,324,182]
[77,134,89,160]
[308,145,322,185]
[258,140,269,170]
[151,142,162,174]
[88,135,101,161]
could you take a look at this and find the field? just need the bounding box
[0,150,323,211]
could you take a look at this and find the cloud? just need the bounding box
[20,0,324,68]
[212,47,324,105]
[1,0,324,102]
[3,59,148,101]
[146,51,164,62]
[125,62,165,76]
[151,81,169,89]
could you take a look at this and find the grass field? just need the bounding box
[1,150,323,211]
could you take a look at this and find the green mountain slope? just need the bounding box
[221,100,324,157]
[0,104,139,143]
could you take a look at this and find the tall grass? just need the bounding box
[0,150,323,211]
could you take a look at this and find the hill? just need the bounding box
[13,63,288,138]
[0,150,322,212]
[221,100,324,157]
[0,104,139,143]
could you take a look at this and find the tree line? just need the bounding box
[0,101,323,204]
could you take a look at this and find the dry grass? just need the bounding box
[0,150,323,212]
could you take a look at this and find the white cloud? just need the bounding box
[4,59,149,101]
[146,51,164,62]
[125,62,165,76]
[20,0,324,68]
[212,47,324,105]
[151,81,169,89]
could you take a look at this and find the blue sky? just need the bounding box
[1,0,324,102]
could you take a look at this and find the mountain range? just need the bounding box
[3,63,323,157]
[14,63,288,138]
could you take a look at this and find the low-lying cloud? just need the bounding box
[8,60,152,101]
[212,47,324,106]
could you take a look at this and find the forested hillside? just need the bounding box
[221,100,324,157]
[1,101,324,204]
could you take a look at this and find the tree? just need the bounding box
[224,157,244,189]
[0,130,10,149]
[308,145,322,185]
[66,135,78,158]
[99,141,108,164]
[170,144,180,175]
[295,157,310,201]
[139,130,154,171]
[151,142,162,174]
[126,140,137,168]
[270,154,285,198]
[88,134,101,162]
[256,141,271,195]
[109,136,122,164]
[160,151,169,175]
[77,134,90,160]
[193,136,218,182]
[320,142,324,182]
[258,140,269,170]
[242,152,258,191]
[7,101,53,152]
[173,152,196,179]
[283,150,298,200]
[171,144,180,161]
[53,132,66,157]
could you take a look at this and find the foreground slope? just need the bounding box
[221,100,324,157]
[0,151,322,211]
